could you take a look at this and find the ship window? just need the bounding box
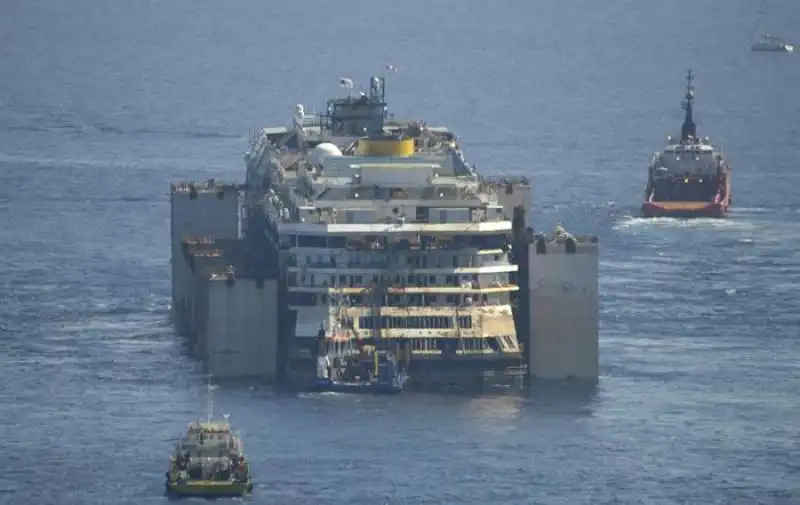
[328,236,347,248]
[290,292,316,306]
[298,235,327,247]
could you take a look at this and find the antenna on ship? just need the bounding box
[340,77,354,98]
[205,376,219,424]
[681,69,697,142]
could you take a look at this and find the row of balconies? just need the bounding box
[288,271,510,290]
[284,250,510,270]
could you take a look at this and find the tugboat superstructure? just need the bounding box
[243,76,524,376]
[642,70,732,218]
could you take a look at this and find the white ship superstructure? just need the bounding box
[242,76,524,363]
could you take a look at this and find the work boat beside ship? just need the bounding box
[313,291,410,394]
[642,70,732,218]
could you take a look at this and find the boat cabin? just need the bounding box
[172,422,248,482]
[655,142,721,175]
[176,422,241,459]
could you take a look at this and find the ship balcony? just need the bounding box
[387,284,518,294]
[332,305,513,317]
[287,283,519,294]
[282,247,508,269]
[283,248,508,268]
[286,264,517,275]
[328,322,519,342]
[412,348,497,356]
[351,329,498,340]
[278,220,512,235]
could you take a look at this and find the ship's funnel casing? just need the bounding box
[356,137,414,157]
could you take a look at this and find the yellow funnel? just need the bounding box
[357,137,414,157]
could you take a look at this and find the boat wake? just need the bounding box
[731,207,771,214]
[296,391,344,399]
[613,215,755,232]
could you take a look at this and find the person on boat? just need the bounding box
[230,456,246,481]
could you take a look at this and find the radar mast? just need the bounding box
[680,69,697,142]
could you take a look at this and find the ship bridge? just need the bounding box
[324,76,387,137]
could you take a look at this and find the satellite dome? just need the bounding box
[309,143,343,167]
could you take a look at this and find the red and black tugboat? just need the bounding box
[642,70,732,218]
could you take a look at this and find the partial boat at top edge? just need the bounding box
[642,70,732,219]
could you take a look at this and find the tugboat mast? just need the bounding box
[205,379,218,424]
[681,69,697,142]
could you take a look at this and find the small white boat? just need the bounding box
[751,34,794,52]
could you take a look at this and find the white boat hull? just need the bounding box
[751,40,794,52]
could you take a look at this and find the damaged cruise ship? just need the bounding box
[242,76,532,382]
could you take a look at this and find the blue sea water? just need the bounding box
[1,0,799,504]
